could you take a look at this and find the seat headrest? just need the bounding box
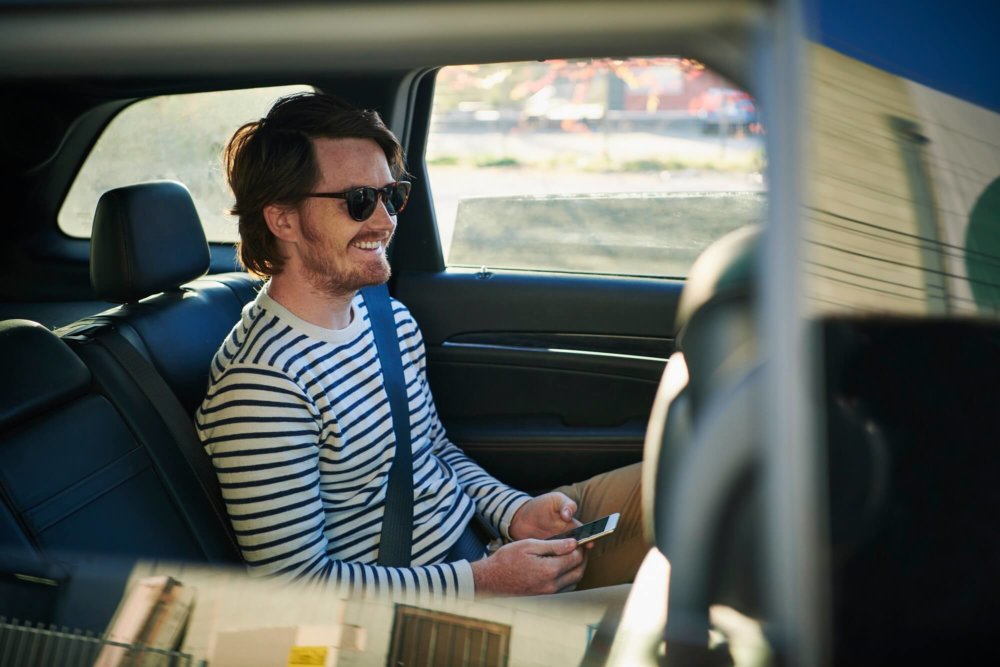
[675,225,760,341]
[0,320,91,430]
[91,181,211,303]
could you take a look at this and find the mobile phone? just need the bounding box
[547,513,620,546]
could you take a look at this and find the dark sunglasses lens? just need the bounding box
[386,182,411,215]
[347,187,378,221]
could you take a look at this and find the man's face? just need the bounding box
[296,137,397,298]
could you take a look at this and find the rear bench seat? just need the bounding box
[0,181,257,625]
[0,319,238,563]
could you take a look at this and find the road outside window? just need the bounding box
[59,84,312,243]
[427,58,767,278]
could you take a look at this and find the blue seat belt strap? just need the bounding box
[361,284,413,567]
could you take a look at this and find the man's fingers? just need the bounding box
[549,545,586,575]
[526,537,577,556]
[554,556,587,591]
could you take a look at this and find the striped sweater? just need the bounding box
[196,287,529,599]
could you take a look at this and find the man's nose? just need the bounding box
[369,199,397,230]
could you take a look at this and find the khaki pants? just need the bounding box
[555,462,646,590]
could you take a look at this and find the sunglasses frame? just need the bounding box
[300,180,411,222]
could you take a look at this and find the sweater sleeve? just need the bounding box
[196,362,476,599]
[392,302,531,540]
[430,416,531,540]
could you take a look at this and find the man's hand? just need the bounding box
[508,492,580,540]
[470,538,586,596]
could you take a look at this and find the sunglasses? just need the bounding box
[300,181,411,222]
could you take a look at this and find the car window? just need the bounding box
[58,84,312,243]
[426,58,766,278]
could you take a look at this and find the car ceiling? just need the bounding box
[0,1,761,86]
[0,0,763,170]
[0,0,764,291]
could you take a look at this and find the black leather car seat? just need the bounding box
[0,181,257,627]
[0,319,239,563]
[51,180,262,562]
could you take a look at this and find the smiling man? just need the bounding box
[196,92,644,599]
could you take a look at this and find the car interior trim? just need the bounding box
[442,341,668,365]
[445,332,673,360]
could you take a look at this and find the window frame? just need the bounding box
[410,60,766,281]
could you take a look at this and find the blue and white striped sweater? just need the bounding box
[196,288,529,599]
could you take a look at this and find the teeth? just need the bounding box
[353,241,381,250]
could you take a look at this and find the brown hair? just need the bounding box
[224,92,405,276]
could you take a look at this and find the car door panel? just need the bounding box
[444,414,648,493]
[396,268,679,490]
[397,269,681,345]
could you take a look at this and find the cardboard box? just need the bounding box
[211,624,366,667]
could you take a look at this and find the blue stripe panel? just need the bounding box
[805,0,1000,113]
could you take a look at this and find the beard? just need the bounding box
[299,220,393,300]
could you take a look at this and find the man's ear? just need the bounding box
[263,203,300,242]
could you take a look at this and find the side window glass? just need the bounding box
[58,84,312,242]
[426,59,766,278]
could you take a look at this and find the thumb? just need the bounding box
[557,496,578,522]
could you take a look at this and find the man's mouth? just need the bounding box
[351,239,383,251]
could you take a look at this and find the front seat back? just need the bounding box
[641,225,764,648]
[643,224,892,658]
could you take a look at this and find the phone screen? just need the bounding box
[548,512,620,545]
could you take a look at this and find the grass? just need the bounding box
[473,156,522,168]
[427,152,765,174]
[620,158,690,172]
[427,155,460,166]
